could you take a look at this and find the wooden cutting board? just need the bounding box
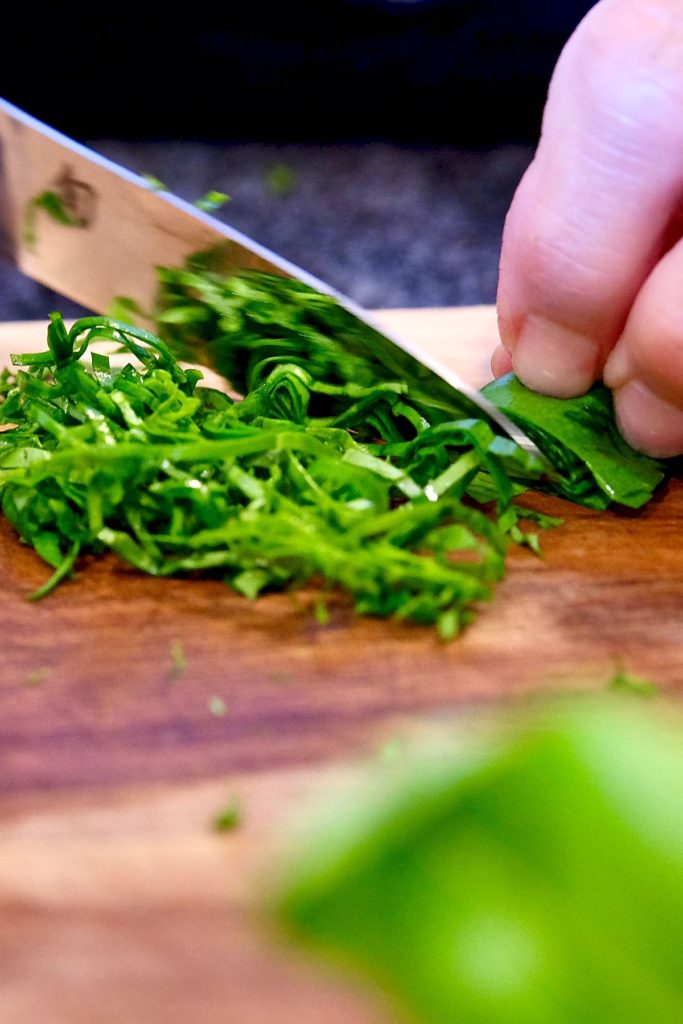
[0,306,681,1024]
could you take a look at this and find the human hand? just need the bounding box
[494,0,683,458]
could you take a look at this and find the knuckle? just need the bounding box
[516,212,619,309]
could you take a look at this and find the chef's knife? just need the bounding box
[0,96,547,463]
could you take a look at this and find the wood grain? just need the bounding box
[0,307,681,1024]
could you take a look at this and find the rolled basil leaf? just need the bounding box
[482,373,666,509]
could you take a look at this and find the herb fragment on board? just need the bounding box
[25,666,50,686]
[169,640,187,679]
[270,671,293,685]
[213,795,242,832]
[608,663,660,698]
[313,599,330,626]
[208,695,228,717]
[376,734,408,765]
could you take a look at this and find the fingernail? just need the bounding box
[513,317,600,397]
[613,379,683,458]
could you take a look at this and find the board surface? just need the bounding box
[0,307,681,1024]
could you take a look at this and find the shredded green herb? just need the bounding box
[141,173,167,193]
[313,598,330,626]
[608,663,661,698]
[169,639,187,679]
[194,190,230,213]
[24,191,82,247]
[0,309,552,635]
[0,254,669,635]
[25,666,50,686]
[376,734,408,765]
[152,254,666,512]
[208,695,228,717]
[213,795,242,831]
[270,670,293,685]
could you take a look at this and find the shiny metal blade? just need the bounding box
[0,96,545,460]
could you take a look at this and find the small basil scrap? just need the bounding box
[482,373,666,509]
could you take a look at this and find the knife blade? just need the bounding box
[0,95,547,463]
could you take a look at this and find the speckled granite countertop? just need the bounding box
[0,140,533,321]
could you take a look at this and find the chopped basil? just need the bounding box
[154,257,667,511]
[0,312,547,634]
[0,260,671,634]
[212,795,242,832]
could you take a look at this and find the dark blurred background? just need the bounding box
[1,0,597,317]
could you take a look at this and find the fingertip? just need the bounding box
[612,379,683,459]
[604,231,683,458]
[512,317,601,398]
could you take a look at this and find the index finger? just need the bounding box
[497,0,683,397]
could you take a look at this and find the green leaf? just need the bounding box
[213,795,242,831]
[142,173,167,192]
[0,307,542,633]
[275,696,683,1024]
[194,190,230,212]
[482,374,666,509]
